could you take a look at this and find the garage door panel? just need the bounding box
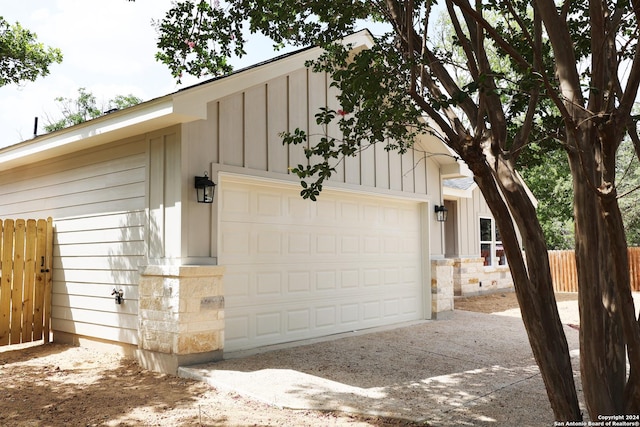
[316,306,337,327]
[221,223,421,261]
[288,309,311,331]
[340,303,359,323]
[402,296,422,316]
[225,262,418,299]
[256,272,282,295]
[220,178,426,352]
[256,312,282,337]
[221,183,419,228]
[225,316,249,342]
[226,296,421,349]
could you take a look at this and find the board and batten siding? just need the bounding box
[455,186,491,258]
[185,68,440,192]
[183,67,443,259]
[0,137,147,345]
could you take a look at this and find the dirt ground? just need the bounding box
[454,291,578,314]
[0,292,568,427]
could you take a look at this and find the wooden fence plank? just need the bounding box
[10,220,25,344]
[630,248,640,292]
[549,250,578,293]
[0,220,14,345]
[32,219,47,341]
[550,248,640,293]
[43,217,53,343]
[0,217,53,346]
[22,220,37,342]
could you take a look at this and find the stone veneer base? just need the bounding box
[135,348,222,376]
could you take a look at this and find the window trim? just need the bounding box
[479,216,506,267]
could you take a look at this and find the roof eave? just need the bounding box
[0,30,377,172]
[0,97,177,171]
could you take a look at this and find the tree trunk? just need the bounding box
[466,152,582,421]
[602,197,640,413]
[566,133,626,417]
[598,123,640,413]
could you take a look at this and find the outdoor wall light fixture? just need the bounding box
[195,172,216,203]
[112,288,124,305]
[435,204,448,222]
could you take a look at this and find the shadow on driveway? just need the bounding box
[180,310,583,426]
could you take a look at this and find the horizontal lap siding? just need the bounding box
[0,139,147,345]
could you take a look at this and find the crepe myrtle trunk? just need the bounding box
[463,151,582,421]
[600,191,640,414]
[569,158,626,416]
[591,121,640,414]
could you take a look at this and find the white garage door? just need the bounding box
[218,176,427,352]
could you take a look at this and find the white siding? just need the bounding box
[0,138,147,345]
[454,186,490,258]
[183,69,432,195]
[183,67,444,260]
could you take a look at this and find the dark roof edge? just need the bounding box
[174,28,375,94]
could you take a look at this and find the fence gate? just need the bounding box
[0,218,53,346]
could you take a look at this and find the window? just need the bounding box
[480,217,506,266]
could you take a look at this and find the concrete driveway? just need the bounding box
[179,304,584,426]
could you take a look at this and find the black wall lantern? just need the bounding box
[195,172,216,203]
[435,204,448,222]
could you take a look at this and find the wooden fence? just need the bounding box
[0,218,53,346]
[549,247,640,293]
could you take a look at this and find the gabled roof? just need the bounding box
[443,174,538,208]
[0,29,458,174]
[444,177,475,191]
[443,177,477,199]
[0,31,371,171]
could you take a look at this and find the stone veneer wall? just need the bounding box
[136,265,225,374]
[452,257,514,296]
[431,259,454,319]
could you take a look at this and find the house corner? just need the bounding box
[136,265,226,375]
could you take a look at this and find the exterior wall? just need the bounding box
[0,35,460,352]
[137,265,225,374]
[147,126,185,264]
[452,257,514,296]
[431,259,454,318]
[453,187,488,258]
[181,66,446,261]
[0,129,177,345]
[447,187,516,296]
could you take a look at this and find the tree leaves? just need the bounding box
[0,17,62,87]
[44,88,142,132]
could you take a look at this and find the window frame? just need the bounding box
[479,216,506,267]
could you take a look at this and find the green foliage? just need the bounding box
[433,5,573,249]
[109,94,144,111]
[154,1,560,201]
[617,140,640,246]
[282,42,429,200]
[44,88,142,132]
[152,0,632,251]
[519,147,574,249]
[151,0,640,417]
[154,0,244,82]
[154,0,372,82]
[0,16,62,87]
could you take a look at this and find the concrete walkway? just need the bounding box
[179,309,583,426]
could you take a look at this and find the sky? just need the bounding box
[0,1,295,148]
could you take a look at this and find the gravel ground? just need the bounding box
[0,292,591,426]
